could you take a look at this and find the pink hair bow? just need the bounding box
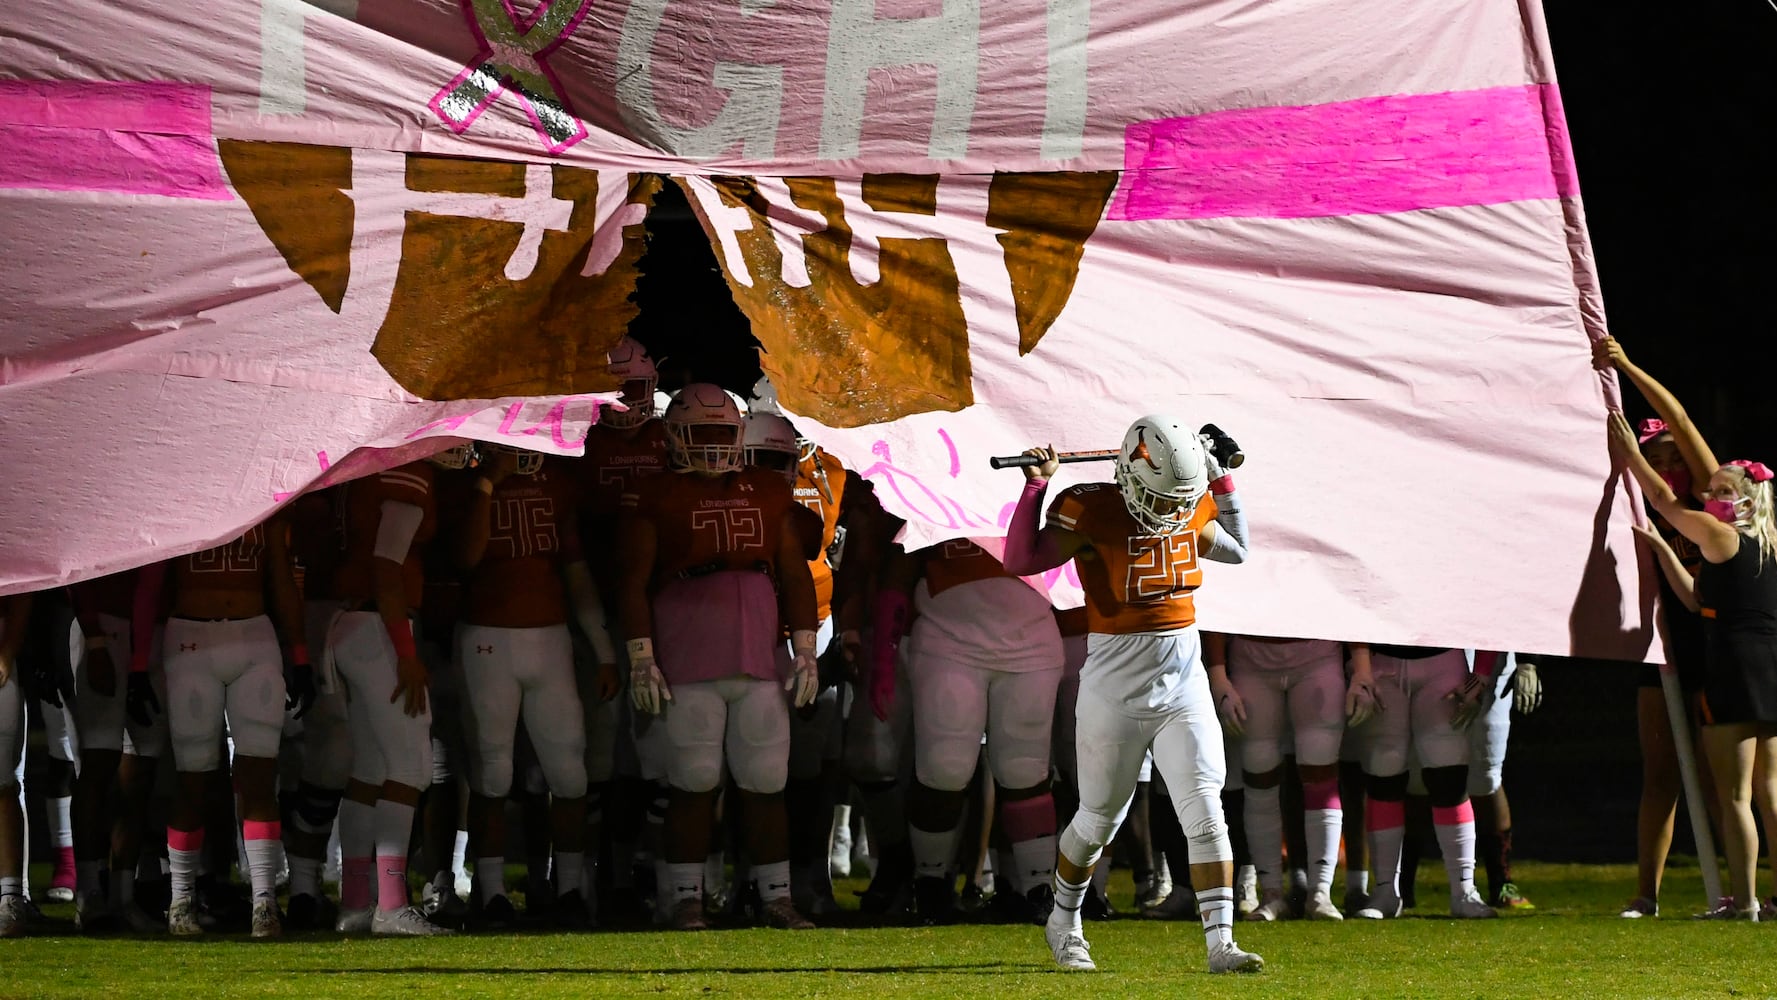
[1637,418,1668,444]
[1729,459,1774,484]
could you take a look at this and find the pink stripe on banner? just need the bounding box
[1110,84,1578,222]
[0,80,229,200]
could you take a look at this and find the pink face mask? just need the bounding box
[1705,499,1742,524]
[1659,468,1692,497]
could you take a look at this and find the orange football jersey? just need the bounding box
[625,467,797,589]
[464,460,579,628]
[793,448,847,621]
[333,461,438,611]
[1045,483,1218,635]
[920,539,1016,597]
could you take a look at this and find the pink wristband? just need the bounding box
[1210,475,1235,495]
[289,643,310,667]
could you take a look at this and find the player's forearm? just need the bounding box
[0,592,32,660]
[1203,490,1248,564]
[373,559,417,658]
[564,561,616,662]
[1649,539,1700,612]
[130,562,167,672]
[778,553,820,634]
[1003,479,1069,575]
[1620,363,1719,481]
[458,486,495,568]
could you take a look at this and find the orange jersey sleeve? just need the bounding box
[1055,484,1218,635]
[794,449,847,621]
[919,539,1016,597]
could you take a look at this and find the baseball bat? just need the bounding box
[989,449,1120,470]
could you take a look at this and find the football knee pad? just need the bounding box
[1059,809,1118,864]
[1366,770,1410,802]
[291,783,343,836]
[1421,765,1470,808]
[1178,793,1233,864]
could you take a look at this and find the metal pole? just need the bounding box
[1660,666,1722,907]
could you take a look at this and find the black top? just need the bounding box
[1371,645,1452,660]
[1699,534,1777,642]
[1655,511,1708,667]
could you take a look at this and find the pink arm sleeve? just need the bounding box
[1473,650,1503,678]
[1002,479,1070,576]
[869,589,910,720]
[130,562,167,673]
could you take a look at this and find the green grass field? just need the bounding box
[3,860,1773,999]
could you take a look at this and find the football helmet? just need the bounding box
[665,383,744,474]
[427,441,478,471]
[486,442,545,477]
[602,336,658,429]
[1114,415,1208,536]
[744,412,801,484]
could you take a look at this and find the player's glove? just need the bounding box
[1210,672,1247,736]
[629,637,672,715]
[787,629,820,709]
[1447,673,1493,729]
[1345,675,1380,728]
[1513,661,1543,714]
[285,657,317,721]
[126,671,161,727]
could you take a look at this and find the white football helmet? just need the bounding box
[1114,415,1209,536]
[665,382,744,474]
[744,412,801,484]
[427,441,478,471]
[486,442,545,477]
[602,336,658,429]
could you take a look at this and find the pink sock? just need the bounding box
[342,858,374,911]
[377,855,409,912]
[53,847,76,886]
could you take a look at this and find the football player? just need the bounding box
[133,517,310,938]
[1468,651,1540,909]
[620,384,820,931]
[455,444,613,928]
[1211,638,1377,921]
[68,570,168,932]
[877,539,1064,924]
[328,458,455,936]
[0,591,37,937]
[1354,646,1501,920]
[578,338,671,921]
[1003,418,1261,973]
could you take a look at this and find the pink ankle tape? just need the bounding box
[167,828,205,852]
[1302,779,1341,812]
[242,820,281,842]
[1366,798,1406,831]
[1000,793,1058,842]
[1433,801,1475,826]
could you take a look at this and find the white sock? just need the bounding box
[1011,836,1057,895]
[50,795,73,848]
[1306,807,1342,895]
[243,837,284,901]
[1051,871,1088,932]
[0,876,23,898]
[1243,785,1284,894]
[288,856,323,898]
[754,860,792,903]
[372,798,417,864]
[703,852,725,894]
[555,851,584,899]
[1197,885,1235,948]
[474,857,505,904]
[451,830,469,882]
[665,862,703,907]
[169,845,201,901]
[908,824,962,881]
[1348,869,1369,895]
[1434,813,1478,901]
[1370,821,1405,897]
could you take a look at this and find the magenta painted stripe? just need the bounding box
[0,80,228,200]
[1110,84,1578,222]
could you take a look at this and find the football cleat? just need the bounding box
[1304,890,1345,921]
[374,905,454,937]
[250,898,284,939]
[335,907,374,934]
[1697,897,1758,921]
[830,820,854,879]
[1136,871,1172,912]
[762,897,815,930]
[75,891,116,933]
[1045,919,1097,972]
[1355,886,1402,920]
[119,902,165,935]
[1449,889,1499,919]
[1246,890,1292,922]
[0,894,35,938]
[1141,890,1198,921]
[421,880,468,922]
[552,889,593,929]
[1343,886,1371,917]
[1235,865,1260,917]
[165,896,203,937]
[285,892,332,932]
[914,876,959,926]
[1208,941,1266,974]
[1492,882,1535,910]
[474,894,518,931]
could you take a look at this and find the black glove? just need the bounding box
[285,663,317,720]
[126,671,162,728]
[25,656,71,709]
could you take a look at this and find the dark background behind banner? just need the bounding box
[21,4,1775,874]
